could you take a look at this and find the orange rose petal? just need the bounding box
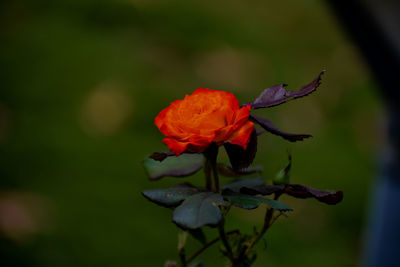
[187,134,215,147]
[214,125,233,143]
[227,121,255,149]
[156,99,185,135]
[162,137,189,156]
[154,107,169,130]
[231,105,251,125]
[193,88,239,110]
[216,105,251,143]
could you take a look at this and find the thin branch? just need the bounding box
[179,248,187,267]
[218,220,234,262]
[270,211,284,226]
[186,230,240,264]
[243,193,282,256]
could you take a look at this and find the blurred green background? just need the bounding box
[0,0,383,266]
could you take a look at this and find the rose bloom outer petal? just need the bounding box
[214,125,234,144]
[231,104,251,126]
[154,107,168,130]
[155,99,184,137]
[227,121,255,150]
[162,137,189,156]
[215,105,252,143]
[185,134,215,152]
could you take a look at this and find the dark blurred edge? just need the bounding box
[325,0,400,266]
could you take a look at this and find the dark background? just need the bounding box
[0,0,383,266]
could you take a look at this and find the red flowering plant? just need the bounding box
[142,71,342,267]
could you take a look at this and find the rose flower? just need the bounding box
[155,88,254,156]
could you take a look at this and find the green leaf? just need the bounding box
[142,183,203,207]
[222,191,292,211]
[221,177,265,193]
[273,152,291,185]
[188,228,207,244]
[173,192,225,229]
[143,153,203,180]
[217,163,262,177]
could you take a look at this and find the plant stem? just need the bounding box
[203,157,212,191]
[203,143,219,192]
[218,218,235,262]
[186,230,240,264]
[211,157,220,193]
[203,143,235,263]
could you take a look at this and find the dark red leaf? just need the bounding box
[149,151,176,161]
[286,71,325,98]
[240,185,284,196]
[250,114,311,142]
[240,183,343,205]
[255,128,266,136]
[224,129,257,171]
[249,71,325,109]
[285,184,343,205]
